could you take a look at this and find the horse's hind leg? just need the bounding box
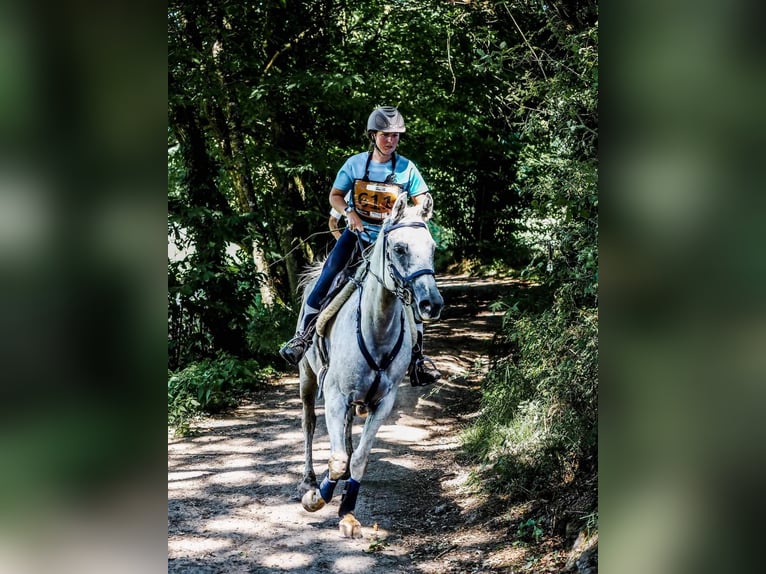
[300,372,328,512]
[340,405,354,481]
[298,367,318,496]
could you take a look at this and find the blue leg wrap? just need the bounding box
[319,476,337,503]
[338,478,360,517]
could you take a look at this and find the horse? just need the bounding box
[295,191,443,538]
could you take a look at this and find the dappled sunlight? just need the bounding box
[283,452,318,463]
[377,424,430,444]
[167,479,203,492]
[483,543,531,570]
[392,412,431,428]
[168,470,210,482]
[205,515,262,536]
[413,397,442,412]
[258,550,313,570]
[436,319,498,338]
[450,528,500,548]
[378,455,421,471]
[432,354,476,372]
[222,456,256,469]
[168,276,522,573]
[410,442,460,454]
[334,554,379,572]
[168,535,231,555]
[230,434,299,452]
[227,435,276,448]
[190,419,248,429]
[206,469,261,486]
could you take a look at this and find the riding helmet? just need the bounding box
[366,106,406,133]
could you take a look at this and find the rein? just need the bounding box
[353,280,406,406]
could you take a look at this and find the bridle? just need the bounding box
[372,220,436,305]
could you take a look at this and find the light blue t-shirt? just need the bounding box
[332,151,429,241]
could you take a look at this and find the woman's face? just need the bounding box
[375,131,400,155]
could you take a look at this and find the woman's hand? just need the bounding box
[347,210,364,233]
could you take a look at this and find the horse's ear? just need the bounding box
[391,192,408,223]
[417,192,434,222]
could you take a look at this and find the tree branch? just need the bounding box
[263,27,310,74]
[504,4,547,80]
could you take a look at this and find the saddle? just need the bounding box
[316,251,366,335]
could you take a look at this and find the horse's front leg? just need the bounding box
[301,384,348,512]
[337,388,398,538]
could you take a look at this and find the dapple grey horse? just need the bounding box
[296,192,443,537]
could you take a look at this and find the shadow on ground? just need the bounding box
[168,275,532,573]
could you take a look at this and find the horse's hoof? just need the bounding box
[354,404,369,418]
[339,513,362,538]
[301,488,326,512]
[296,480,315,496]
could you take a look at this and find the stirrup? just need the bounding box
[279,333,311,367]
[410,356,441,387]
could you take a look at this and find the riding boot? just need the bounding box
[279,309,319,367]
[409,330,442,387]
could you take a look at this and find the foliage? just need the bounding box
[168,353,273,436]
[245,296,297,358]
[464,299,598,495]
[460,0,598,509]
[166,0,599,524]
[516,517,544,543]
[168,0,531,323]
[168,245,265,370]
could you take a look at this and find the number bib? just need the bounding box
[352,180,403,223]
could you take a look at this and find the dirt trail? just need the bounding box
[168,275,525,573]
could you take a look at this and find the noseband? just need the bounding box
[381,221,436,305]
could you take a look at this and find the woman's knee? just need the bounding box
[307,232,357,307]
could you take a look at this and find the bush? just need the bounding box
[246,299,297,361]
[463,295,597,497]
[168,352,273,436]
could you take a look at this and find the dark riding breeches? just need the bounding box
[306,229,368,310]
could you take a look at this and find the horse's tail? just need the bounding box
[298,258,325,298]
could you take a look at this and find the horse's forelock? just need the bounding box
[383,204,426,230]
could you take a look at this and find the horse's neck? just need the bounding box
[361,240,401,341]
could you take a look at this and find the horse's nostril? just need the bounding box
[428,299,443,319]
[419,300,433,317]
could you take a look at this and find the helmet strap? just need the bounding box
[369,132,396,160]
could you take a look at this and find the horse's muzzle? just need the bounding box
[417,294,443,321]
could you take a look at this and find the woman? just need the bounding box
[279,105,441,386]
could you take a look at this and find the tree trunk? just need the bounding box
[252,239,276,306]
[209,28,281,307]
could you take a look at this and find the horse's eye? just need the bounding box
[394,244,408,256]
